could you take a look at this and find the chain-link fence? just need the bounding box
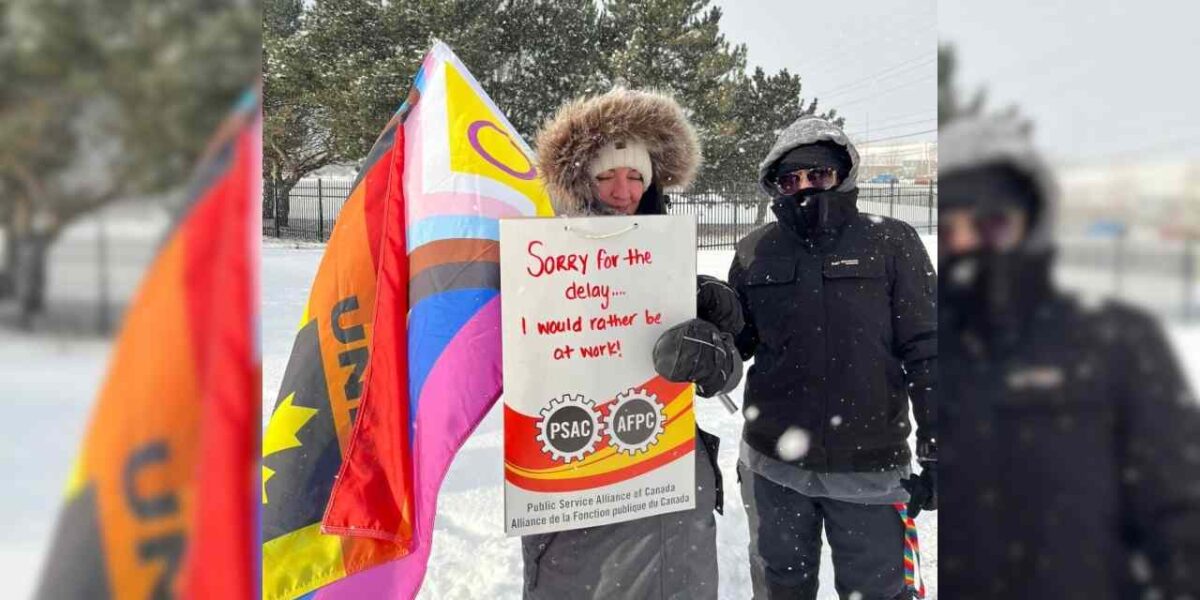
[262,178,938,246]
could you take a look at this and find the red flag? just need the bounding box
[319,117,414,543]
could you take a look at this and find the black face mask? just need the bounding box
[774,188,859,235]
[940,165,1051,338]
[942,247,1054,342]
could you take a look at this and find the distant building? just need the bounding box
[1057,160,1200,238]
[855,141,938,182]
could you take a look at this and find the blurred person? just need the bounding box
[939,115,1200,598]
[727,115,937,599]
[521,88,744,599]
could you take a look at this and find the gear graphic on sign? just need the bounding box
[535,394,604,463]
[603,388,666,455]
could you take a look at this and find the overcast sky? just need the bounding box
[713,0,937,147]
[941,1,1200,164]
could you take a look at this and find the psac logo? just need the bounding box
[535,388,665,463]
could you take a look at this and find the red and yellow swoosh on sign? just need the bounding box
[504,377,695,492]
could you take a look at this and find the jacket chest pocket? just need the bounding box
[989,358,1122,500]
[744,258,798,297]
[822,255,889,319]
[995,366,1116,458]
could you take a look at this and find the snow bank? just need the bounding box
[0,334,111,599]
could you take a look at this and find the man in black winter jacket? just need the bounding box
[939,115,1200,599]
[728,115,937,599]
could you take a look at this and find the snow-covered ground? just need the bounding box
[0,333,109,600]
[1175,326,1200,393]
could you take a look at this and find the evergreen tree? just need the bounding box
[599,0,746,185]
[724,68,823,181]
[484,0,608,139]
[273,0,606,168]
[264,0,851,198]
[597,0,841,186]
[264,0,326,226]
[0,0,256,325]
[300,0,403,161]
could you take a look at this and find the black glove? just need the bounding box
[696,275,744,336]
[652,318,743,397]
[900,439,937,519]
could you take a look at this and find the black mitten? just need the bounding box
[652,318,743,397]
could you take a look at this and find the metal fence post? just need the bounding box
[927,180,935,234]
[317,178,325,242]
[889,181,896,218]
[731,183,739,249]
[274,183,281,237]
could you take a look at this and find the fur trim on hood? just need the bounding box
[535,88,701,215]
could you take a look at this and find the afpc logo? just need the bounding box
[536,394,603,463]
[604,388,665,455]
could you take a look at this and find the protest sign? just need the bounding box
[500,215,697,536]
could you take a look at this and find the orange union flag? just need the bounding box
[34,88,260,600]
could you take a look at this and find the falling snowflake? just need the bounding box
[776,427,810,461]
[744,404,761,422]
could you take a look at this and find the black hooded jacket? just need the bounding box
[938,116,1200,599]
[728,116,937,472]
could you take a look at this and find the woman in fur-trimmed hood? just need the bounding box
[535,87,701,216]
[519,89,732,600]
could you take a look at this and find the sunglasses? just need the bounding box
[939,206,1028,251]
[771,167,838,196]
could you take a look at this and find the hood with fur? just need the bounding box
[535,88,701,215]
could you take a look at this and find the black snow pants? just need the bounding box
[740,463,912,600]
